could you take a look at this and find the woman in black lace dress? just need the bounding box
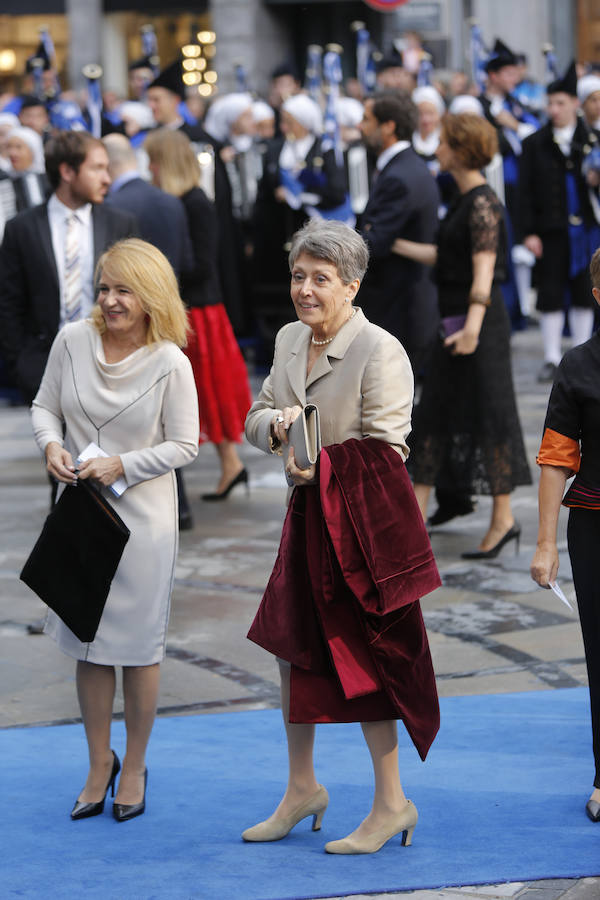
[393,114,531,557]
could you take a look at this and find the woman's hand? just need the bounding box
[45,441,78,485]
[77,455,124,487]
[271,406,302,446]
[285,445,317,486]
[274,186,288,204]
[444,327,479,356]
[530,541,559,588]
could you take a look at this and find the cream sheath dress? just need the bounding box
[31,320,199,666]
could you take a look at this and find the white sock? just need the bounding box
[540,311,565,365]
[569,307,595,347]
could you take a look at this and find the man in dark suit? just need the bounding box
[103,133,192,279]
[358,93,440,369]
[0,130,137,404]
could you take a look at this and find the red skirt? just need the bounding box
[185,305,252,445]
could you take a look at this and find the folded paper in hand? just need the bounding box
[77,442,127,497]
[284,404,322,485]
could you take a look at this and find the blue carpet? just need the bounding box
[3,688,599,899]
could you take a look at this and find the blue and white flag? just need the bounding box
[355,26,377,96]
[469,23,488,94]
[322,49,343,167]
[305,45,323,103]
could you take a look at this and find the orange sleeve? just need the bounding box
[536,427,580,472]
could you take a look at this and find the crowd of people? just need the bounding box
[2,27,600,842]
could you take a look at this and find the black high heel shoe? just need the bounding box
[113,768,148,822]
[586,799,600,822]
[201,468,249,502]
[71,750,120,820]
[461,523,521,560]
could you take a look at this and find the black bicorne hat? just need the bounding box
[485,39,518,74]
[25,41,51,74]
[146,59,186,100]
[128,55,154,72]
[547,60,578,97]
[376,48,404,74]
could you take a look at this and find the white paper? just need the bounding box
[77,442,128,497]
[549,580,574,612]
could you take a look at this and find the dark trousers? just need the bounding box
[568,507,600,788]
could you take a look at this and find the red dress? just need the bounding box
[248,438,441,761]
[185,305,252,444]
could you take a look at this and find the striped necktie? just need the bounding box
[64,213,82,322]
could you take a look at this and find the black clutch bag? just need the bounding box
[20,479,130,643]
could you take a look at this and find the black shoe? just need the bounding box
[537,362,557,383]
[71,750,120,820]
[201,468,249,502]
[586,799,600,822]
[113,768,148,822]
[428,498,476,527]
[461,523,521,560]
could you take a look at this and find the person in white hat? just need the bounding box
[411,85,445,173]
[578,73,600,131]
[252,92,349,332]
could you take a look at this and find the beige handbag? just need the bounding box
[284,404,322,484]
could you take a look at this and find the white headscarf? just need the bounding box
[252,100,275,124]
[448,95,484,116]
[412,86,445,117]
[204,92,253,142]
[0,112,19,130]
[334,97,364,128]
[282,94,323,135]
[577,74,600,104]
[118,101,155,130]
[7,125,45,174]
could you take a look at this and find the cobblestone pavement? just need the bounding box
[1,326,598,898]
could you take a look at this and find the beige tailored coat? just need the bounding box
[245,307,414,461]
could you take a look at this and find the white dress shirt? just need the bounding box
[47,193,94,328]
[553,123,577,156]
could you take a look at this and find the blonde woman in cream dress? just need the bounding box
[31,238,199,822]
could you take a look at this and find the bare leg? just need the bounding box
[75,660,116,802]
[214,440,244,493]
[413,484,431,522]
[267,662,319,820]
[478,493,515,551]
[331,720,408,840]
[116,663,161,804]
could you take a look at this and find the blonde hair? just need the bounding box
[144,128,200,197]
[91,238,189,347]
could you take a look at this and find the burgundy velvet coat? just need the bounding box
[247,438,441,761]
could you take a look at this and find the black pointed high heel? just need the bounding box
[586,799,600,822]
[201,468,249,502]
[71,750,120,820]
[113,768,148,822]
[461,523,521,560]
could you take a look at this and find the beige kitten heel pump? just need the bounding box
[324,799,418,854]
[242,785,329,842]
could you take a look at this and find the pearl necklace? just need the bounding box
[311,308,357,346]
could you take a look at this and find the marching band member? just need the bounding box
[518,62,600,381]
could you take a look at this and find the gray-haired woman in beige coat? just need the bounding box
[243,219,434,855]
